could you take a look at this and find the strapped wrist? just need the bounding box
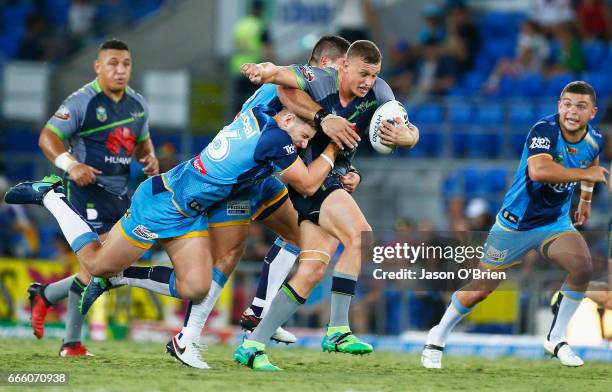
[314,108,330,127]
[54,152,78,173]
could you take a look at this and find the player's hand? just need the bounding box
[341,172,361,193]
[68,163,101,186]
[379,117,419,148]
[240,63,264,84]
[321,116,360,150]
[582,166,609,183]
[140,154,159,176]
[573,199,592,227]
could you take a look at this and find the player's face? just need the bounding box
[289,120,316,149]
[342,57,381,97]
[95,49,132,92]
[557,93,597,133]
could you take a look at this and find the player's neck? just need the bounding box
[560,125,587,144]
[99,81,125,103]
[338,73,356,107]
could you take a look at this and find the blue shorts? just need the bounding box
[118,176,288,249]
[208,176,288,227]
[67,180,130,234]
[480,217,577,270]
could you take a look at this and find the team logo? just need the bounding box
[96,106,108,122]
[227,200,250,216]
[297,65,315,82]
[132,225,158,240]
[485,245,508,263]
[105,127,136,155]
[529,136,551,150]
[566,146,577,155]
[53,105,71,121]
[283,144,296,154]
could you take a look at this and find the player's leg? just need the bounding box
[316,189,373,354]
[543,232,591,366]
[585,226,612,309]
[235,221,337,370]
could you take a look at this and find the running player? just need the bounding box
[234,40,419,370]
[421,81,608,369]
[26,39,159,356]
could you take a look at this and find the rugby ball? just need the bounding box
[368,100,408,154]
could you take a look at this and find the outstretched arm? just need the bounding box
[528,155,608,183]
[240,62,301,88]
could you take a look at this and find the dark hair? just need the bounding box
[308,35,350,66]
[347,40,381,64]
[561,81,596,105]
[99,38,129,52]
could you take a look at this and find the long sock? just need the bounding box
[429,292,474,346]
[42,191,99,252]
[250,238,299,317]
[110,266,179,298]
[43,274,76,304]
[547,283,586,342]
[250,283,305,344]
[329,272,357,328]
[64,277,86,344]
[179,266,228,342]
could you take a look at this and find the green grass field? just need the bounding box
[0,339,610,392]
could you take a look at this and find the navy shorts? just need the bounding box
[66,180,130,234]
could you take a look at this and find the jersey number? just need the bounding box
[206,128,240,161]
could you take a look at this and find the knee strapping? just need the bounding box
[299,250,331,265]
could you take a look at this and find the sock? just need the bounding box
[429,292,474,346]
[250,283,305,344]
[113,266,179,298]
[547,283,586,342]
[179,267,228,341]
[329,272,357,328]
[63,277,86,344]
[250,238,299,318]
[42,274,76,304]
[42,191,99,252]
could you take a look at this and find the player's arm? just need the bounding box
[280,143,339,196]
[341,165,361,193]
[574,156,600,226]
[277,86,359,150]
[240,62,301,88]
[527,155,608,183]
[133,138,159,176]
[39,127,101,186]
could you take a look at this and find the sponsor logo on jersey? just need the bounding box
[192,155,208,175]
[132,225,158,240]
[283,144,296,154]
[546,181,577,193]
[227,200,250,216]
[53,105,71,121]
[502,209,518,224]
[105,127,136,156]
[96,106,108,122]
[485,245,508,263]
[297,65,315,82]
[566,146,577,154]
[529,136,551,150]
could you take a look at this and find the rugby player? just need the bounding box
[421,81,608,369]
[234,40,419,370]
[26,39,159,356]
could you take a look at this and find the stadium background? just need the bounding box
[0,0,611,363]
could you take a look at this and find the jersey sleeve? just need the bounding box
[288,64,337,102]
[372,77,395,105]
[526,121,558,160]
[254,127,298,173]
[45,91,88,140]
[129,89,151,142]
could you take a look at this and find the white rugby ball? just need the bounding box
[369,100,408,154]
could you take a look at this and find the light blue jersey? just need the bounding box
[498,114,603,231]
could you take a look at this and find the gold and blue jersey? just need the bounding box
[498,114,603,231]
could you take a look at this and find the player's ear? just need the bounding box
[284,112,296,126]
[590,106,598,120]
[94,59,100,74]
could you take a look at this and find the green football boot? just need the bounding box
[322,326,373,355]
[4,174,64,205]
[233,340,281,371]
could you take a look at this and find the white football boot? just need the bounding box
[240,308,297,344]
[544,340,584,367]
[166,334,210,369]
[421,325,444,369]
[271,326,297,344]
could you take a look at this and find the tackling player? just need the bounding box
[421,81,608,369]
[26,39,159,356]
[234,40,419,370]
